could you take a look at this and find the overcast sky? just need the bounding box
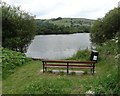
[3,0,119,19]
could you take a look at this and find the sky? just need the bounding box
[3,0,119,20]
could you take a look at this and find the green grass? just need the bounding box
[2,60,95,94]
[2,40,119,94]
[2,57,118,94]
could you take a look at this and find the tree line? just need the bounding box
[36,19,91,35]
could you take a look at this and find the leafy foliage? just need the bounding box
[2,2,36,52]
[2,48,31,79]
[91,7,120,44]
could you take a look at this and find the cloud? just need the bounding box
[3,0,119,19]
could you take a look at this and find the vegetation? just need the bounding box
[66,49,90,60]
[2,48,31,79]
[2,2,119,95]
[36,18,95,35]
[2,2,36,52]
[2,40,119,95]
[91,7,120,44]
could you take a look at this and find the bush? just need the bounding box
[2,2,36,52]
[2,48,31,79]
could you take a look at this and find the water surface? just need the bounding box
[26,33,91,59]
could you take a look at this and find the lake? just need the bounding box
[26,33,91,59]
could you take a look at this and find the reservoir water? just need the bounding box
[26,33,91,59]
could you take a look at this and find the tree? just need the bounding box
[2,2,36,52]
[91,7,120,44]
[90,18,106,44]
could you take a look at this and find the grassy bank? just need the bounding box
[2,40,119,95]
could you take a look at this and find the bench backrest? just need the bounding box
[42,59,96,64]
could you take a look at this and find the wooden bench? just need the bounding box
[42,59,96,74]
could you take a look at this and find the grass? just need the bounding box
[2,40,119,94]
[2,58,117,94]
[2,60,96,94]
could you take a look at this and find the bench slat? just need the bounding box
[45,64,93,67]
[69,66,93,69]
[45,64,67,66]
[42,60,95,64]
[45,66,67,68]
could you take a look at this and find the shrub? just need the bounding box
[2,48,31,79]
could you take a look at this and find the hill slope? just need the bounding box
[47,17,95,27]
[35,18,95,34]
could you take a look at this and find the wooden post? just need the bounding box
[45,62,47,72]
[93,63,95,74]
[67,62,69,75]
[43,61,45,73]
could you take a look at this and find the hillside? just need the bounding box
[46,17,95,27]
[35,17,95,34]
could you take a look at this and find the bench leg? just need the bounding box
[93,68,94,74]
[67,63,69,75]
[67,68,69,74]
[93,64,95,74]
[43,62,44,73]
[45,67,47,72]
[91,69,93,74]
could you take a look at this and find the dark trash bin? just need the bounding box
[90,50,99,63]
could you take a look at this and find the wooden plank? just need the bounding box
[69,66,93,69]
[45,64,93,67]
[45,66,67,68]
[42,59,96,64]
[45,64,67,66]
[69,65,93,67]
